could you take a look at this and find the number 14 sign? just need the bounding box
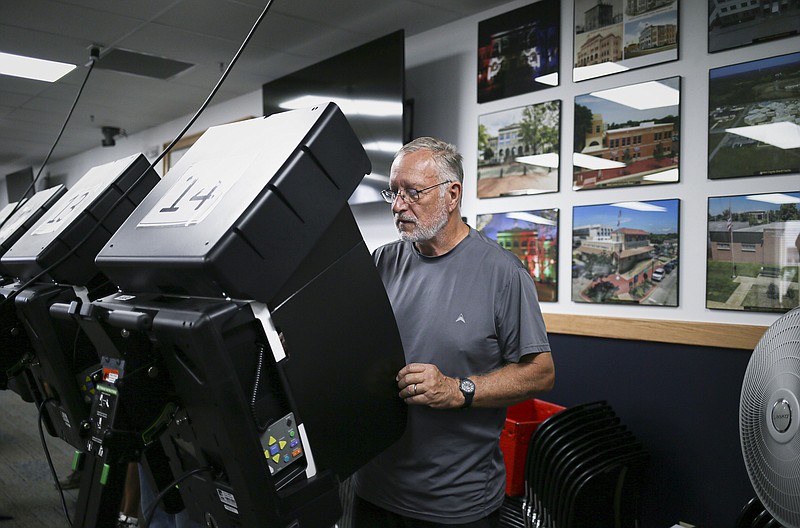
[138,156,250,228]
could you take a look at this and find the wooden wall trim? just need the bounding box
[543,313,767,351]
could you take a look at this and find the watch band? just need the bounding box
[459,377,475,408]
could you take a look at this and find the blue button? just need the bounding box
[269,445,280,456]
[290,439,299,448]
[283,455,290,463]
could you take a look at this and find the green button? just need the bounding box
[71,451,85,472]
[100,464,110,486]
[289,430,295,437]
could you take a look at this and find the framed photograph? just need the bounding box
[709,1,800,54]
[476,209,559,302]
[477,0,560,104]
[478,100,560,198]
[573,0,679,82]
[572,199,680,306]
[573,76,680,191]
[706,192,799,313]
[163,130,203,174]
[708,51,800,180]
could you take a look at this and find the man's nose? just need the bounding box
[391,193,408,214]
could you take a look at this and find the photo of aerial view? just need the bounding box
[573,0,678,81]
[476,209,559,302]
[573,76,680,190]
[572,199,679,306]
[708,51,800,180]
[707,192,799,313]
[478,100,560,198]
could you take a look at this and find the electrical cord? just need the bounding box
[0,50,98,233]
[142,466,214,527]
[0,0,276,311]
[37,398,74,528]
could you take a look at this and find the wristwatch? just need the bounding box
[458,378,475,408]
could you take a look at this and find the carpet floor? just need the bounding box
[0,389,77,527]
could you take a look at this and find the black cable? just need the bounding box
[0,0,275,310]
[37,398,74,528]
[0,54,98,233]
[142,466,214,527]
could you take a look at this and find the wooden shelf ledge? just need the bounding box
[543,313,767,351]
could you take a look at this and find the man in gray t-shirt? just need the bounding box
[353,137,555,527]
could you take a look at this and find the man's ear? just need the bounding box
[448,182,462,213]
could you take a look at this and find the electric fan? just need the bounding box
[740,306,800,527]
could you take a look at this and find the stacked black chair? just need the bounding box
[736,497,784,528]
[522,401,648,528]
[499,495,526,528]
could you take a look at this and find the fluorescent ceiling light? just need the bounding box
[363,141,403,153]
[725,122,800,149]
[279,95,402,116]
[590,81,679,110]
[745,193,800,205]
[573,152,626,170]
[611,201,667,212]
[642,168,679,182]
[0,51,76,82]
[573,62,629,82]
[506,211,556,226]
[535,72,559,86]
[516,153,559,168]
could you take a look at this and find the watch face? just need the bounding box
[461,379,475,393]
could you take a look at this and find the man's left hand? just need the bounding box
[396,363,462,409]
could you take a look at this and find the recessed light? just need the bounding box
[573,152,626,170]
[516,153,559,168]
[590,81,679,110]
[611,201,667,212]
[726,122,800,150]
[0,51,76,82]
[745,193,800,205]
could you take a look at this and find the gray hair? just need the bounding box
[395,137,464,185]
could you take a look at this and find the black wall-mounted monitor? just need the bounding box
[262,30,407,205]
[5,166,35,203]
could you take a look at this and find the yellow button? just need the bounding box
[279,440,287,450]
[264,450,270,458]
[272,454,281,463]
[268,436,277,446]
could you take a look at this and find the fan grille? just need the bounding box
[740,306,800,527]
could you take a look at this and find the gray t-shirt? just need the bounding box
[354,228,550,524]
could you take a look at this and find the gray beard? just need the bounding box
[396,205,449,243]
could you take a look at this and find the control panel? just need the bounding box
[261,412,304,476]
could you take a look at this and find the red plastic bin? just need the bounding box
[500,398,565,497]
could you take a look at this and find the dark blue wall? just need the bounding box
[544,333,754,527]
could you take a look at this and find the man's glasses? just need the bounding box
[381,181,453,204]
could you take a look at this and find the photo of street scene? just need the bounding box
[478,0,560,103]
[478,100,560,198]
[708,51,800,180]
[573,76,680,190]
[709,0,800,54]
[572,199,679,306]
[574,0,678,82]
[476,209,559,302]
[707,192,799,313]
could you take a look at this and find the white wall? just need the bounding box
[45,90,263,185]
[401,0,799,329]
[35,0,800,329]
